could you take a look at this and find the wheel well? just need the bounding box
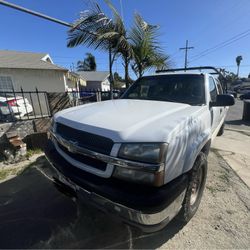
[201,140,211,156]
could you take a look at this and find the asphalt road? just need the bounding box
[0,156,185,249]
[0,153,249,249]
[225,99,250,131]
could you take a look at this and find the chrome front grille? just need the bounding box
[56,122,114,155]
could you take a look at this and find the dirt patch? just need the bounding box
[0,152,44,183]
[157,150,250,249]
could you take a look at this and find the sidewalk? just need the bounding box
[212,128,250,188]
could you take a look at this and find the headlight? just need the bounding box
[113,167,165,186]
[118,143,167,164]
[113,143,168,186]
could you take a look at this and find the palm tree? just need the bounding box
[236,55,243,77]
[96,0,133,89]
[67,1,169,91]
[67,3,116,88]
[77,53,97,71]
[130,14,170,78]
[67,1,133,92]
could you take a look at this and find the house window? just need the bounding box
[0,76,14,91]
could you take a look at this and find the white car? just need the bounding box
[44,67,235,232]
[0,94,33,118]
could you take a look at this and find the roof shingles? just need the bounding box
[0,50,68,71]
[78,71,109,82]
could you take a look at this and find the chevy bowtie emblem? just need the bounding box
[69,140,78,146]
[67,140,78,152]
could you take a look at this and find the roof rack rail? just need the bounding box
[156,66,222,75]
[156,66,227,91]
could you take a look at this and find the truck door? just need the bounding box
[209,77,220,134]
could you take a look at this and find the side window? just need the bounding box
[215,79,223,94]
[209,77,217,102]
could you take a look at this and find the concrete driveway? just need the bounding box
[0,153,249,249]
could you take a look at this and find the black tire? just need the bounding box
[179,152,207,223]
[217,123,225,136]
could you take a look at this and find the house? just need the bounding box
[0,50,86,117]
[0,50,85,92]
[78,71,110,91]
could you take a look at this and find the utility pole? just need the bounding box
[179,40,194,69]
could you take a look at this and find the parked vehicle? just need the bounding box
[0,101,15,122]
[227,90,237,98]
[237,87,250,94]
[0,93,33,118]
[101,90,120,100]
[79,91,96,98]
[79,90,121,101]
[44,67,234,232]
[240,92,250,100]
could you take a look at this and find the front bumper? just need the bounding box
[44,140,188,232]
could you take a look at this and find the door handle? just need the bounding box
[220,108,223,114]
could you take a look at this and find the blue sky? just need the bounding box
[0,0,250,78]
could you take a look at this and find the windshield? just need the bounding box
[122,74,205,105]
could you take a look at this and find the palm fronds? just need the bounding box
[130,13,170,77]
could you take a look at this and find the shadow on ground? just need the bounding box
[225,120,250,126]
[0,156,185,249]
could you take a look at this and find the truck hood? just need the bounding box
[55,99,204,142]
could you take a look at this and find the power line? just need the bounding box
[179,40,194,69]
[0,0,72,28]
[190,0,245,48]
[191,29,250,59]
[0,0,99,37]
[190,29,250,63]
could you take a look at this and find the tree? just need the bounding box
[96,0,133,89]
[67,3,115,89]
[67,1,169,92]
[130,14,170,78]
[219,70,237,90]
[236,55,243,77]
[77,53,97,71]
[113,72,134,89]
[67,1,131,94]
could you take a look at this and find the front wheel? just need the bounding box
[179,152,207,223]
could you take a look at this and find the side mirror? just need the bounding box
[210,94,235,107]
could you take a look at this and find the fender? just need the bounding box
[164,111,211,184]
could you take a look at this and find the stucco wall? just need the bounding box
[0,68,67,92]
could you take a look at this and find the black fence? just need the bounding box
[0,88,51,123]
[66,89,123,106]
[0,88,125,123]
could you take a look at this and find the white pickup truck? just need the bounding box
[45,67,234,232]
